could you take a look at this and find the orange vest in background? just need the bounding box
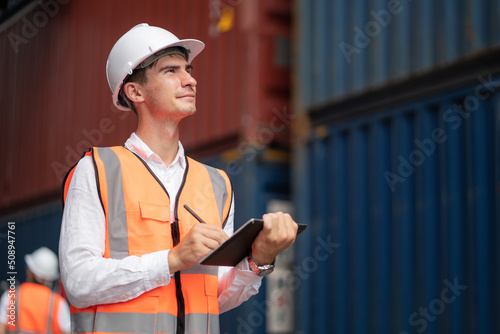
[6,282,63,334]
[63,146,232,334]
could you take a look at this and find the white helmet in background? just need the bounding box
[106,23,205,111]
[25,247,59,282]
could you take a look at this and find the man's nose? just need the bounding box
[183,71,197,87]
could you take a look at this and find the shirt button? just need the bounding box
[156,280,162,285]
[166,178,171,183]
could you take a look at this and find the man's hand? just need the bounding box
[251,212,298,265]
[168,224,228,273]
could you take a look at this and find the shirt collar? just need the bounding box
[124,132,186,169]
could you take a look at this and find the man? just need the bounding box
[0,247,70,334]
[60,23,298,334]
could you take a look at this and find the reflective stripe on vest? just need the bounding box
[96,147,128,259]
[64,146,232,334]
[203,164,230,226]
[45,293,55,334]
[71,312,219,334]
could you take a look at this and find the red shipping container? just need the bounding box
[0,0,291,212]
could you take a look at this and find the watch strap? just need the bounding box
[247,255,275,276]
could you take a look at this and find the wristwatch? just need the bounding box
[247,255,275,277]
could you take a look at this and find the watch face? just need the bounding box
[257,268,274,277]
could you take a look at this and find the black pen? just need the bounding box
[184,205,207,224]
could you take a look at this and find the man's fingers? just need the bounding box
[188,224,228,253]
[262,212,297,243]
[251,212,291,265]
[201,237,223,251]
[283,213,298,238]
[190,223,228,244]
[169,224,229,272]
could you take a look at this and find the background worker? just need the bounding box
[60,23,298,334]
[0,247,70,334]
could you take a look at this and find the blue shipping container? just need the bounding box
[0,202,63,290]
[296,0,500,108]
[293,79,500,333]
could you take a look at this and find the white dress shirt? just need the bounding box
[60,133,262,313]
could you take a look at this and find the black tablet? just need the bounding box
[199,218,307,266]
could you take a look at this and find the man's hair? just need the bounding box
[119,59,158,115]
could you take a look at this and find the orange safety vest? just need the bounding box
[6,282,64,334]
[62,146,232,334]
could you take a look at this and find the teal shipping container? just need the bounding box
[293,0,500,333]
[296,0,500,109]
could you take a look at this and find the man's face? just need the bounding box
[140,54,197,119]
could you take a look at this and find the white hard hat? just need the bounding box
[106,23,205,111]
[25,247,59,282]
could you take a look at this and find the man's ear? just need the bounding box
[123,82,145,104]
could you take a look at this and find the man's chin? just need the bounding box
[177,108,197,119]
[185,108,196,116]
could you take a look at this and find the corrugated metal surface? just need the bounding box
[296,0,500,109]
[0,201,63,287]
[1,0,292,212]
[293,81,500,333]
[181,0,292,154]
[201,147,291,334]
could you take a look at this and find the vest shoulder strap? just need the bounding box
[62,147,234,227]
[187,157,233,226]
